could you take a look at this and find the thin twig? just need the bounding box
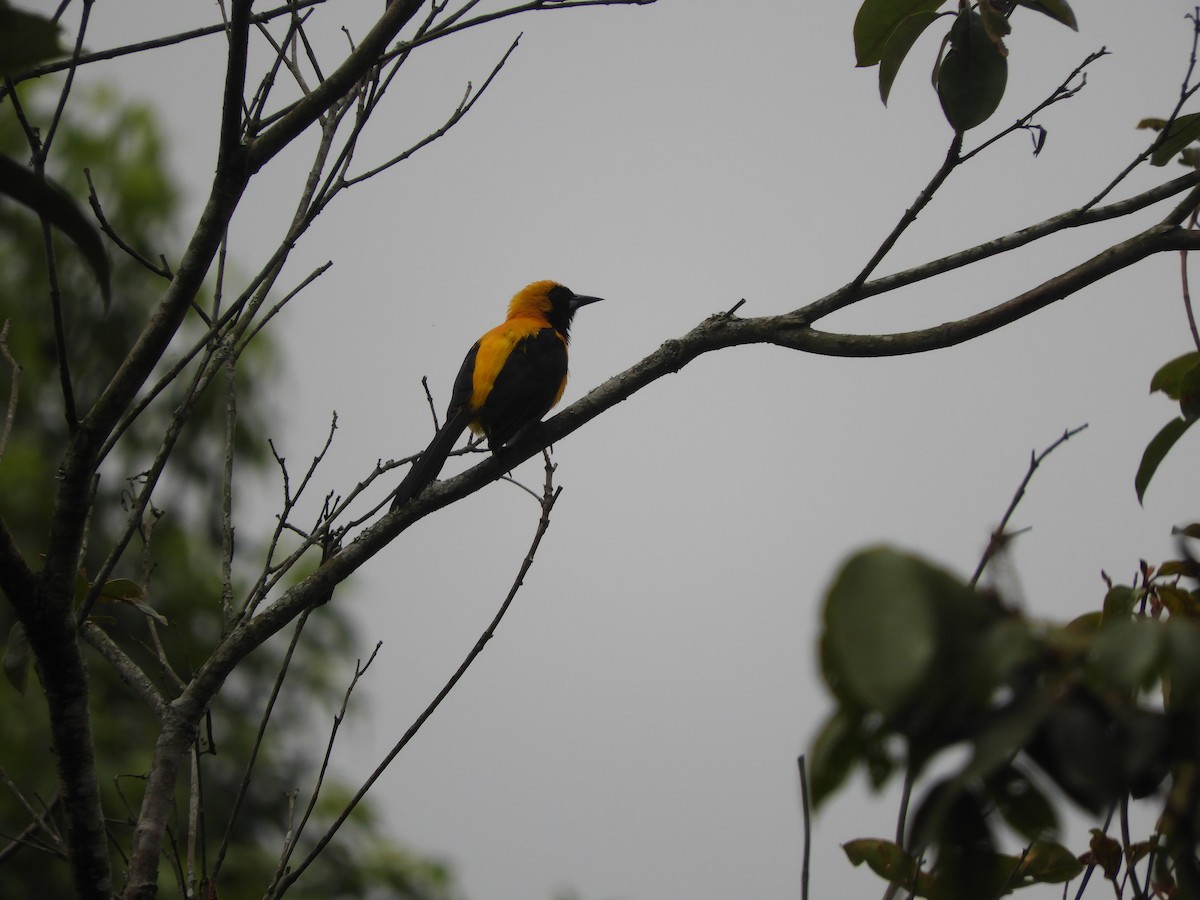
[961,48,1108,164]
[38,0,92,161]
[1120,794,1144,899]
[234,261,332,354]
[0,320,21,462]
[265,641,383,894]
[345,35,522,186]
[210,608,314,883]
[0,0,330,93]
[84,169,173,280]
[0,767,66,857]
[220,354,237,622]
[271,455,565,898]
[847,134,963,297]
[77,336,229,624]
[1183,208,1200,352]
[1072,805,1117,900]
[1084,15,1200,211]
[0,793,64,863]
[798,755,811,900]
[896,762,915,847]
[970,424,1088,587]
[240,414,338,619]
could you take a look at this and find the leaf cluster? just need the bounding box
[811,545,1200,898]
[854,0,1077,132]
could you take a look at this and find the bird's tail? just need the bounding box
[390,406,473,511]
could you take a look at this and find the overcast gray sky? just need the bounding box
[73,1,1200,897]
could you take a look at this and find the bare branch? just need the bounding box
[847,134,963,297]
[265,640,383,896]
[0,767,65,858]
[210,608,313,884]
[969,424,1089,588]
[805,170,1200,324]
[0,0,330,92]
[411,0,657,50]
[0,792,64,864]
[346,35,522,186]
[271,456,564,897]
[84,169,173,280]
[79,622,166,717]
[960,47,1109,164]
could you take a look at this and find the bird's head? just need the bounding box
[508,280,603,338]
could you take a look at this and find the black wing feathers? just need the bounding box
[477,328,567,448]
[391,329,567,511]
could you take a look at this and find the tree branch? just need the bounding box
[246,0,428,172]
[162,222,1200,727]
[0,0,330,93]
[271,455,563,897]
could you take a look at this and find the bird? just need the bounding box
[390,280,602,511]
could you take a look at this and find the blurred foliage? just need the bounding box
[0,82,458,899]
[812,542,1200,898]
[0,1,68,77]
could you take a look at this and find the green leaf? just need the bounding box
[96,577,167,624]
[1135,417,1194,505]
[1150,352,1200,400]
[1014,0,1078,31]
[1027,690,1123,813]
[0,154,111,306]
[879,11,943,104]
[1180,363,1200,420]
[978,0,1011,55]
[1016,841,1084,884]
[936,9,1008,132]
[820,546,942,718]
[0,4,68,77]
[808,709,863,808]
[98,577,146,602]
[985,764,1058,841]
[1158,583,1200,620]
[1063,610,1101,636]
[964,689,1055,782]
[1100,585,1135,626]
[843,839,929,894]
[1089,619,1165,693]
[1150,112,1200,167]
[853,0,948,67]
[1163,619,1200,710]
[2,622,31,694]
[1089,829,1123,881]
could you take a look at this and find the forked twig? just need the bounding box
[969,424,1088,587]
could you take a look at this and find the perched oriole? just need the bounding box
[390,280,602,511]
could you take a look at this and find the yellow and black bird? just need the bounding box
[390,280,602,511]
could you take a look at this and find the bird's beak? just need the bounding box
[570,293,604,311]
